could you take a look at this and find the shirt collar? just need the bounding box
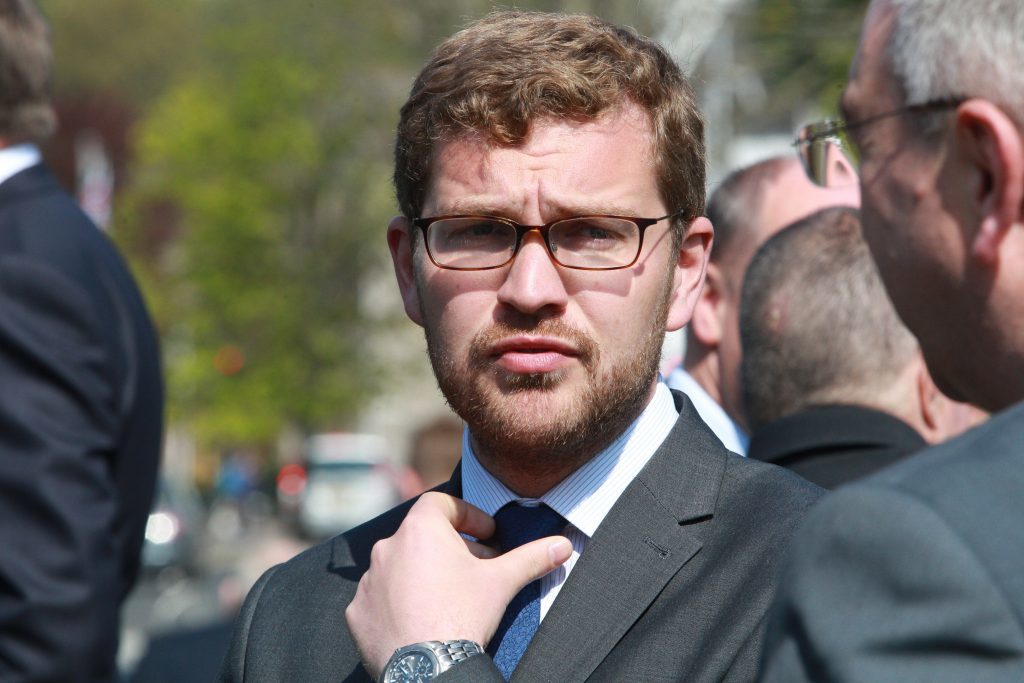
[665,368,749,455]
[0,144,41,187]
[461,382,679,538]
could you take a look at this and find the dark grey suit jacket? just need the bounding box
[759,401,1024,682]
[220,393,821,682]
[0,163,164,681]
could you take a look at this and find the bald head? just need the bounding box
[708,156,860,290]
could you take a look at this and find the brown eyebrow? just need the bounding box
[429,202,648,220]
[439,199,507,216]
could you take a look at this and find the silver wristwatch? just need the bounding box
[379,640,483,682]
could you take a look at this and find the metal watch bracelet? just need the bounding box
[379,639,483,682]
[430,639,483,666]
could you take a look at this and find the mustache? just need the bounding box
[468,319,599,370]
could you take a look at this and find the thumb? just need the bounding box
[491,535,573,597]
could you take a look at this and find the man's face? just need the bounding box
[388,104,709,490]
[842,1,975,402]
[716,159,860,426]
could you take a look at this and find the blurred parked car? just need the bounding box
[140,478,204,574]
[281,433,403,540]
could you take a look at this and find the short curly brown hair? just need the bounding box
[394,11,705,234]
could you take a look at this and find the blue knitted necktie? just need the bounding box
[487,503,567,680]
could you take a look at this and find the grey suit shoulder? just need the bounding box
[221,392,822,682]
[760,401,1024,682]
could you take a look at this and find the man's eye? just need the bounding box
[582,226,614,240]
[437,219,511,250]
[449,221,501,238]
[556,219,631,249]
[468,222,500,236]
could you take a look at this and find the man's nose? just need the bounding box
[495,230,569,316]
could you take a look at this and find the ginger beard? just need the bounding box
[422,261,675,485]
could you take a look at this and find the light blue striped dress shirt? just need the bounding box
[460,381,679,620]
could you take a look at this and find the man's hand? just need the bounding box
[345,492,572,678]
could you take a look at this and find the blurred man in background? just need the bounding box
[221,11,821,682]
[741,207,983,489]
[666,155,858,454]
[0,1,164,680]
[396,416,463,498]
[761,0,1024,679]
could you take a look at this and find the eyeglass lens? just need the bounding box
[797,123,859,189]
[425,216,642,270]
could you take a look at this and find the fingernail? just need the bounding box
[548,538,572,564]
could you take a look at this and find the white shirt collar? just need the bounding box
[664,367,748,455]
[460,382,679,538]
[0,144,41,187]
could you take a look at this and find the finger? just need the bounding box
[417,491,496,540]
[464,537,500,560]
[491,535,573,593]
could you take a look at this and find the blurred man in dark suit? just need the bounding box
[0,2,164,680]
[761,0,1024,679]
[741,207,982,489]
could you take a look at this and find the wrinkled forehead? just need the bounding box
[424,105,658,204]
[430,103,653,162]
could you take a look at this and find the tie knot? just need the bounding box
[493,503,566,552]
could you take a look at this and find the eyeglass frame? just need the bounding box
[411,210,690,272]
[794,96,967,186]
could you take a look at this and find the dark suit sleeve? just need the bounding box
[0,258,123,682]
[759,485,1024,683]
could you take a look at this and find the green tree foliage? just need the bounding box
[42,0,201,105]
[122,1,424,447]
[739,0,865,126]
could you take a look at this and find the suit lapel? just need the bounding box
[514,393,728,681]
[329,462,465,572]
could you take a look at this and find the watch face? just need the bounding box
[385,649,437,683]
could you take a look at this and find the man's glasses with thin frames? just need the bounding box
[412,212,688,271]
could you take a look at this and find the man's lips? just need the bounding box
[488,336,579,374]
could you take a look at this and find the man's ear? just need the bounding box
[387,216,424,326]
[687,262,726,346]
[954,100,1024,264]
[665,216,713,332]
[913,356,944,443]
[912,354,992,443]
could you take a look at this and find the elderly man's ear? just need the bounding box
[954,100,1024,265]
[387,215,424,326]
